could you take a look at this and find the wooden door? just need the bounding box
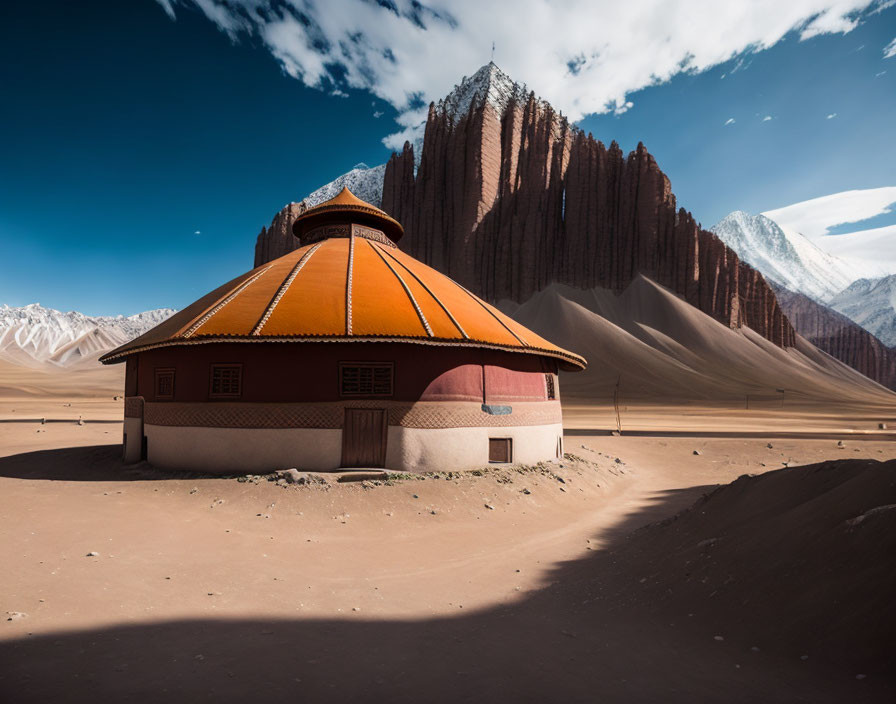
[341,408,387,468]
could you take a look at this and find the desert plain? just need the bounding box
[0,360,894,703]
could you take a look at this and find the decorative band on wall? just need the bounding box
[124,396,144,418]
[143,400,562,430]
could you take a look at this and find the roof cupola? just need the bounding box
[292,187,404,247]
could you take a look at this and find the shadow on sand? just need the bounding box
[0,444,224,481]
[0,448,893,703]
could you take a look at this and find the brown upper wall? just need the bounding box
[129,342,558,404]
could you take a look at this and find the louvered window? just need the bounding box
[545,373,556,400]
[155,368,175,400]
[340,362,394,397]
[210,364,242,398]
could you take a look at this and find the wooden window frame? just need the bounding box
[209,363,243,399]
[488,437,513,464]
[154,368,175,400]
[339,361,394,398]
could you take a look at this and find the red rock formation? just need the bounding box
[253,65,896,387]
[770,283,896,389]
[254,202,305,267]
[382,96,795,347]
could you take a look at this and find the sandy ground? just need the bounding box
[1,416,894,703]
[1,358,894,702]
[0,359,123,421]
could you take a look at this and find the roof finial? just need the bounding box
[491,41,495,63]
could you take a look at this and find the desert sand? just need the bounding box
[1,416,894,702]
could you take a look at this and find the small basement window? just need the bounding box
[545,373,556,400]
[210,364,242,398]
[155,368,175,400]
[340,362,394,397]
[489,437,512,464]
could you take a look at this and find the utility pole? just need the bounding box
[613,376,622,435]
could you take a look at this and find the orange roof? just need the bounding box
[100,191,586,370]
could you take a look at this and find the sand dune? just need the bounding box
[506,275,895,406]
[0,359,121,400]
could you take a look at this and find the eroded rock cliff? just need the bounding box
[254,202,305,268]
[381,89,794,347]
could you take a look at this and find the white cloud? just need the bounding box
[156,0,176,20]
[724,117,736,125]
[194,230,201,235]
[373,111,384,118]
[826,112,838,118]
[762,186,896,239]
[877,69,888,76]
[813,222,896,273]
[761,115,773,121]
[155,0,886,146]
[884,37,896,58]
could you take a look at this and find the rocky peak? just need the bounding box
[711,210,859,303]
[436,62,535,123]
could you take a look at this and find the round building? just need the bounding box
[100,188,586,473]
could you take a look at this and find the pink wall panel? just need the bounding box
[133,342,558,404]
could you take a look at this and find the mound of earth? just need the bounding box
[585,458,896,678]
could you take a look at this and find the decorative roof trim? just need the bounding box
[374,243,469,339]
[367,239,433,337]
[182,265,274,339]
[98,334,587,369]
[450,279,528,347]
[346,232,355,335]
[251,242,322,336]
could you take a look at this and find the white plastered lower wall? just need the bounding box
[144,425,342,473]
[385,423,563,472]
[142,422,563,473]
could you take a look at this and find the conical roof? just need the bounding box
[293,187,404,243]
[100,190,586,370]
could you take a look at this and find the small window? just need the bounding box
[489,437,512,463]
[545,373,556,400]
[155,368,175,400]
[340,362,393,397]
[210,364,242,398]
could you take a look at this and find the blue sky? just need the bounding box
[0,1,894,315]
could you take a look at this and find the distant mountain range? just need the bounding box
[711,209,896,350]
[710,211,865,303]
[0,304,175,368]
[710,210,896,389]
[829,275,896,347]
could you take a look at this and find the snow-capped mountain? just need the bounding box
[303,163,387,208]
[296,63,529,209]
[829,275,896,347]
[0,303,175,368]
[437,62,534,124]
[710,211,860,302]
